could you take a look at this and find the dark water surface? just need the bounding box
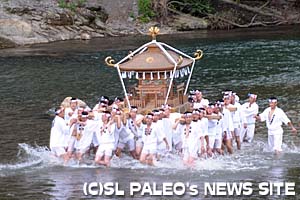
[0,27,300,199]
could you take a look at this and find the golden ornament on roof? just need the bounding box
[194,50,203,60]
[149,27,160,40]
[105,56,115,67]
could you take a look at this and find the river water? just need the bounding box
[0,27,300,199]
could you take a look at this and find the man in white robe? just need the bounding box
[255,97,297,154]
[240,93,259,143]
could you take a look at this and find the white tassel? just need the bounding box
[129,72,132,79]
[175,70,179,78]
[122,72,126,78]
[150,72,153,80]
[143,72,145,79]
[157,72,160,79]
[187,67,191,74]
[164,71,167,79]
[184,68,188,75]
[136,72,139,79]
[170,70,173,78]
[180,69,184,77]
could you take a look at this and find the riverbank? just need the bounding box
[0,0,299,49]
[1,24,300,57]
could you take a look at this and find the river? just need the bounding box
[0,26,300,199]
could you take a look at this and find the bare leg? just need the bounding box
[235,135,241,150]
[104,156,111,167]
[135,146,143,159]
[215,148,224,155]
[225,140,233,154]
[95,154,103,163]
[188,157,196,167]
[139,153,147,164]
[147,154,155,166]
[115,148,122,157]
[206,147,213,157]
[130,150,138,159]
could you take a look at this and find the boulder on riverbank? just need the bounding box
[0,0,133,47]
[0,0,299,48]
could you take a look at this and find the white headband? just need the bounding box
[130,108,138,112]
[161,104,171,109]
[192,110,199,114]
[184,113,193,117]
[269,99,277,103]
[55,108,63,115]
[195,90,202,94]
[249,94,257,99]
[146,115,153,119]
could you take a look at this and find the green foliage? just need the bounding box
[169,0,215,17]
[57,0,86,12]
[138,0,156,23]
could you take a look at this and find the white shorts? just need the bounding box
[117,138,135,151]
[51,147,66,157]
[213,138,222,149]
[223,131,232,140]
[208,135,216,149]
[76,146,90,154]
[96,146,113,157]
[141,145,157,155]
[268,134,283,152]
[135,137,143,147]
[182,146,198,161]
[233,128,240,137]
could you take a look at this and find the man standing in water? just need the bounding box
[255,97,297,154]
[95,111,118,167]
[50,107,69,159]
[139,113,166,166]
[240,93,259,143]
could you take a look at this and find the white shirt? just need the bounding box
[231,102,245,128]
[259,107,290,134]
[222,108,234,132]
[162,117,173,148]
[207,114,219,136]
[181,123,201,149]
[241,102,259,125]
[127,118,138,137]
[198,117,209,136]
[64,107,77,124]
[118,122,134,143]
[50,116,69,148]
[141,124,160,149]
[71,120,97,150]
[155,120,166,143]
[95,121,116,147]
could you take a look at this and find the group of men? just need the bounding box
[49,90,297,167]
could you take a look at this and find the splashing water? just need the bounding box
[1,137,298,178]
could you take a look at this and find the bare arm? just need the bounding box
[288,122,297,135]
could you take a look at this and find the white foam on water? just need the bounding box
[0,138,299,175]
[0,143,60,175]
